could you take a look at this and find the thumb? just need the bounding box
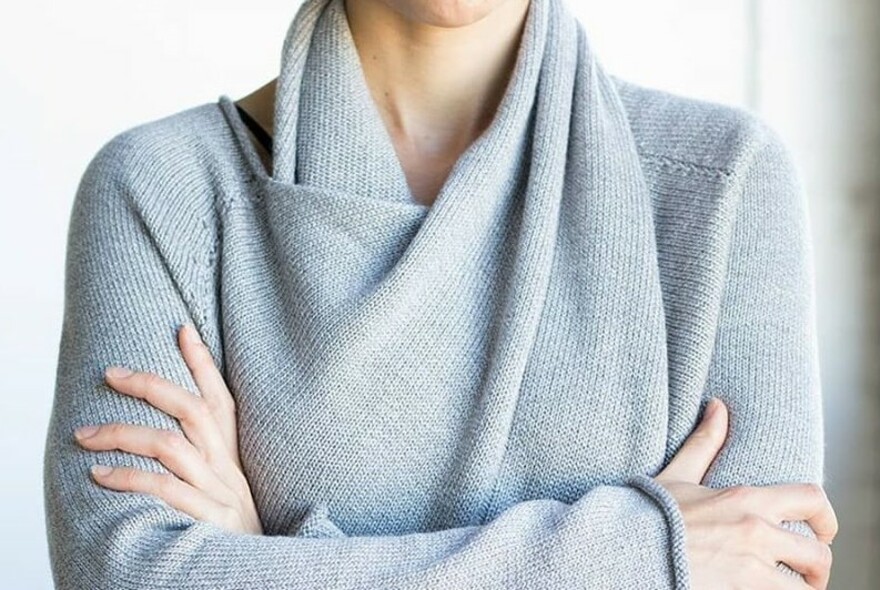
[657,397,729,484]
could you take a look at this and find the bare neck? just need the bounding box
[236,0,531,204]
[344,0,531,151]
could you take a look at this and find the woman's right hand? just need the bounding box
[653,397,839,590]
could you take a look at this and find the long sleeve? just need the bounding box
[699,124,825,577]
[43,133,691,590]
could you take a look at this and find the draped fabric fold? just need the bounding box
[42,0,823,585]
[225,0,671,535]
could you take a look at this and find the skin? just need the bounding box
[77,324,262,535]
[655,399,837,590]
[234,0,531,206]
[76,1,840,586]
[234,79,274,179]
[75,327,839,588]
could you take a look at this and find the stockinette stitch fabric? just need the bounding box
[43,0,823,587]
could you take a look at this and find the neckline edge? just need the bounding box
[218,94,274,185]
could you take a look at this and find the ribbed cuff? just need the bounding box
[626,474,691,590]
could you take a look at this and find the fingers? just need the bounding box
[752,483,839,545]
[88,464,234,525]
[74,422,237,507]
[765,524,832,590]
[177,323,239,456]
[103,365,228,464]
[752,561,814,590]
[658,397,729,484]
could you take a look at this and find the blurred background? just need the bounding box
[1,0,876,587]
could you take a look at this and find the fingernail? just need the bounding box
[74,425,99,440]
[182,322,201,345]
[105,366,132,379]
[705,397,720,419]
[91,465,113,477]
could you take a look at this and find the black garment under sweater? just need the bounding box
[235,103,273,154]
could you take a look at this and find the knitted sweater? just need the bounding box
[42,0,823,588]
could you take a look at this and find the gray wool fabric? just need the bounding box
[43,0,824,588]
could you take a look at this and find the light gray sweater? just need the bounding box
[43,0,823,588]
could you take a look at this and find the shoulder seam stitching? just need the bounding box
[638,151,735,178]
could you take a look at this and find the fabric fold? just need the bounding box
[45,0,826,586]
[237,0,671,535]
[294,0,415,202]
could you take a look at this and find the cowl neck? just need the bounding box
[272,0,543,207]
[293,0,439,204]
[217,0,671,531]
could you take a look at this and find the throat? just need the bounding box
[343,0,531,206]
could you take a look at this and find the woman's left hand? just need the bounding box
[73,322,263,536]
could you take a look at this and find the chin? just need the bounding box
[380,0,516,28]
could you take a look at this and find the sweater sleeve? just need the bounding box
[697,124,826,579]
[42,134,691,590]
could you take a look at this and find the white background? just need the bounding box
[1,1,877,587]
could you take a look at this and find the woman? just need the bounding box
[43,0,837,588]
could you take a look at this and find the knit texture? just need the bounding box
[43,0,824,587]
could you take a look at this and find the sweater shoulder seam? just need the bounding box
[637,151,736,178]
[97,123,221,339]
